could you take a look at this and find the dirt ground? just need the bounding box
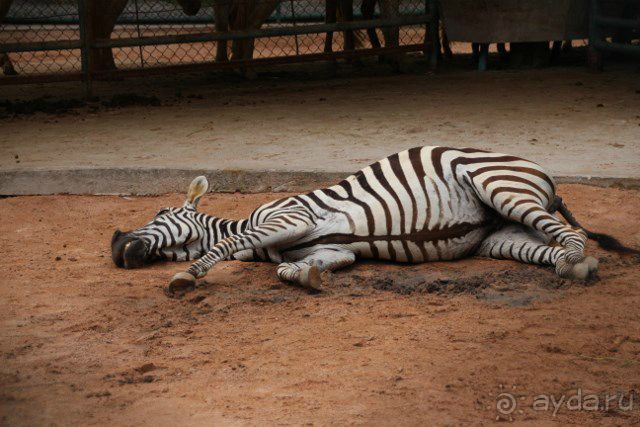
[1,183,640,425]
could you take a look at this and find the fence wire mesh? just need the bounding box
[1,0,432,79]
[1,0,81,75]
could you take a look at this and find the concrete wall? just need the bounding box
[441,0,590,42]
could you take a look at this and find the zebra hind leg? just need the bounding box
[507,198,588,265]
[477,224,598,281]
[277,248,356,292]
[473,181,589,265]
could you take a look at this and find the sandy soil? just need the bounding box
[1,183,640,425]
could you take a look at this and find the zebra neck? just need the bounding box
[204,216,248,241]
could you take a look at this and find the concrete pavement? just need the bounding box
[2,66,639,194]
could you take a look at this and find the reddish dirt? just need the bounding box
[1,184,640,425]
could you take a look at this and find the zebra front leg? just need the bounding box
[277,248,356,291]
[167,215,314,294]
[477,224,598,281]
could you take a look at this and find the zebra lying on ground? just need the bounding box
[111,146,637,294]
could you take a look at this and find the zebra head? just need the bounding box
[111,176,211,269]
[176,0,202,16]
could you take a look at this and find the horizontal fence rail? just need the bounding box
[92,15,432,49]
[0,0,439,91]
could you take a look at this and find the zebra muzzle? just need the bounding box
[111,230,149,269]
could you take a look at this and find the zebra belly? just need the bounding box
[279,221,494,264]
[349,222,494,262]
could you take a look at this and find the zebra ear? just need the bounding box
[184,176,209,209]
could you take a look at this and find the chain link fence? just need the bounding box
[1,0,81,75]
[0,0,437,86]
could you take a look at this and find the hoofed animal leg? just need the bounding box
[168,212,314,292]
[466,167,588,265]
[0,53,17,76]
[361,0,381,49]
[214,0,231,62]
[324,0,337,53]
[378,0,401,68]
[338,0,355,51]
[277,248,356,290]
[477,224,597,281]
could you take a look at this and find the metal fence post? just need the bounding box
[78,0,93,98]
[428,0,439,70]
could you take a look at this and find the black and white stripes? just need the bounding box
[113,146,607,291]
[129,208,248,263]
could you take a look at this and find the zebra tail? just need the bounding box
[553,195,640,255]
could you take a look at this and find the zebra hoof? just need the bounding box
[584,256,599,273]
[299,266,322,293]
[166,272,196,296]
[556,257,596,281]
[570,262,590,281]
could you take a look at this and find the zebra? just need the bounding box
[111,146,637,294]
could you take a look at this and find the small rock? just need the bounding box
[189,295,206,305]
[55,256,62,261]
[142,375,154,383]
[85,390,111,398]
[135,363,157,374]
[596,103,604,108]
[543,344,562,353]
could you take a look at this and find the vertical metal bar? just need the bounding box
[77,0,92,98]
[428,0,439,70]
[478,43,488,71]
